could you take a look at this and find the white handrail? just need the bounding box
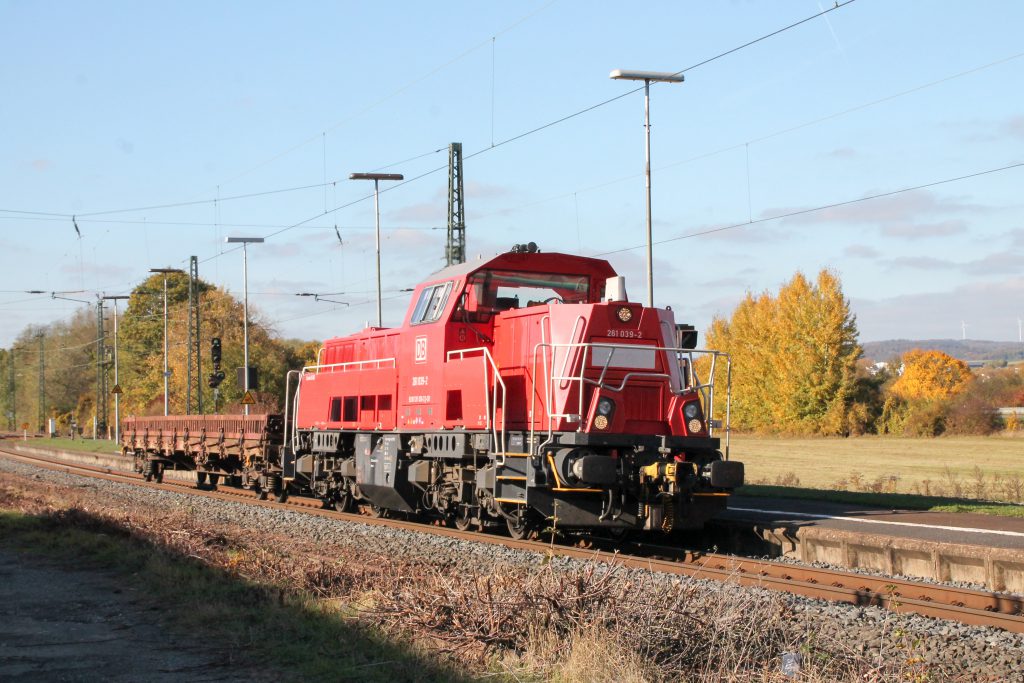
[446,347,506,461]
[282,369,300,469]
[532,340,731,440]
[303,357,396,374]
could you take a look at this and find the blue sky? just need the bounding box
[2,0,1022,347]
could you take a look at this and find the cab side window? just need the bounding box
[411,282,453,324]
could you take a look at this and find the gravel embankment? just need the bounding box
[2,456,1023,681]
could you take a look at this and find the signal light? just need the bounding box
[208,370,225,388]
[211,337,222,365]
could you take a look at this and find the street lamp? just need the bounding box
[609,69,684,309]
[349,172,404,327]
[225,237,264,416]
[149,268,184,416]
[102,295,129,442]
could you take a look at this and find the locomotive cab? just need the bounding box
[288,244,741,536]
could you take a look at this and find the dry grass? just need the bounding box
[731,434,1024,504]
[0,469,981,682]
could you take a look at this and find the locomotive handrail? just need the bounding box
[302,357,397,374]
[531,340,732,450]
[446,347,506,462]
[283,369,300,466]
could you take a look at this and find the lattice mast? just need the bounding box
[187,255,203,414]
[4,349,14,430]
[36,333,45,431]
[445,142,466,266]
[96,299,107,435]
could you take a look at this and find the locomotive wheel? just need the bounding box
[506,514,531,541]
[605,527,632,544]
[363,504,388,519]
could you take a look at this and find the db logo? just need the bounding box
[414,336,428,363]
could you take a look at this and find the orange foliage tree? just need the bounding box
[705,270,861,435]
[891,349,973,401]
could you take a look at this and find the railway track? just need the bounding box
[3,442,1023,634]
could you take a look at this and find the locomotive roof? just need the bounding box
[422,250,617,285]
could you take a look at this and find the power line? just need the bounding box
[0,215,444,230]
[468,49,1024,223]
[596,161,1024,256]
[0,2,857,227]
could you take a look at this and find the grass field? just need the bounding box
[23,436,120,455]
[730,434,1024,511]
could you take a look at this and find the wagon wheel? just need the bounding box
[453,506,474,532]
[331,488,352,512]
[207,474,219,490]
[154,465,164,484]
[196,471,208,489]
[363,503,388,519]
[275,486,289,504]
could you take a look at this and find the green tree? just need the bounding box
[116,273,307,416]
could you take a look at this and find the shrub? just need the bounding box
[944,394,999,435]
[902,400,947,437]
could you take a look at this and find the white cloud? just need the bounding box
[844,244,881,259]
[880,219,968,239]
[881,256,955,271]
[853,277,1024,342]
[768,189,987,228]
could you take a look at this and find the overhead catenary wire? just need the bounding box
[595,161,1024,256]
[0,1,858,227]
[466,48,1024,223]
[196,1,864,265]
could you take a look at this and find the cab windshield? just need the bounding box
[457,269,590,321]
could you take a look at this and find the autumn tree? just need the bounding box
[891,349,973,401]
[704,270,862,435]
[880,349,993,436]
[116,273,309,416]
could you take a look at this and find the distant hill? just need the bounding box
[862,339,1024,363]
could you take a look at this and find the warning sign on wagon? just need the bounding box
[240,390,256,405]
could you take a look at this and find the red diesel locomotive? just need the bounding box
[283,243,742,537]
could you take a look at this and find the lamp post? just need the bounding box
[349,172,404,327]
[102,295,129,442]
[149,268,184,415]
[609,69,684,309]
[225,237,264,415]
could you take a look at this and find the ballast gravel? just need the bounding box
[2,456,1023,681]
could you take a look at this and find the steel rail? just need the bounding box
[2,442,1022,633]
